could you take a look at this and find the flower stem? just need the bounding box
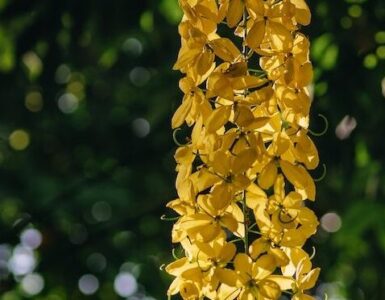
[241,8,250,255]
[242,191,249,253]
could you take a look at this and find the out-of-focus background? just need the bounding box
[0,0,384,299]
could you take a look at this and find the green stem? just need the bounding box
[242,191,249,253]
[248,230,261,235]
[241,9,249,255]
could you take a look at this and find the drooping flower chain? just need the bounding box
[166,0,320,299]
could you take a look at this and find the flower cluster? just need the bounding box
[166,0,321,299]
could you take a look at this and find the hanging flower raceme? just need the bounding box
[165,0,321,299]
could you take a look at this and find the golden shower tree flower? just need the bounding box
[165,0,322,298]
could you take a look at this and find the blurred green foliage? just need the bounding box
[0,0,383,299]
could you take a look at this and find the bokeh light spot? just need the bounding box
[114,272,138,297]
[0,245,12,261]
[132,118,150,138]
[58,93,79,114]
[377,46,385,59]
[340,16,352,29]
[363,54,378,69]
[335,115,357,140]
[375,31,385,44]
[120,262,141,278]
[9,130,30,151]
[21,273,45,296]
[382,78,385,98]
[321,212,342,233]
[129,67,151,87]
[348,5,362,18]
[25,91,43,112]
[20,228,42,250]
[8,245,36,276]
[140,11,153,33]
[86,253,107,273]
[55,64,71,84]
[78,274,99,295]
[123,38,143,56]
[22,51,43,79]
[91,201,112,222]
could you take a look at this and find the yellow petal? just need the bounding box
[209,38,242,62]
[232,174,251,190]
[218,0,230,23]
[165,257,189,276]
[233,105,255,128]
[227,202,245,237]
[196,224,222,242]
[234,253,252,275]
[180,281,200,300]
[254,204,272,233]
[227,0,244,28]
[299,267,321,290]
[172,97,192,128]
[259,279,281,299]
[269,132,291,156]
[297,207,319,227]
[291,0,311,25]
[256,112,282,135]
[181,267,204,282]
[175,146,195,166]
[207,73,234,100]
[190,168,220,192]
[231,75,267,90]
[167,199,189,216]
[268,275,295,290]
[205,105,232,133]
[295,133,319,170]
[295,62,313,87]
[216,268,240,287]
[217,283,239,300]
[210,183,233,210]
[266,21,293,52]
[282,248,311,277]
[258,161,278,189]
[252,254,276,280]
[281,229,307,247]
[168,277,181,296]
[219,242,237,263]
[173,46,202,70]
[246,183,267,209]
[249,238,268,259]
[220,213,239,233]
[280,160,315,201]
[179,77,195,94]
[283,191,302,208]
[269,247,290,266]
[246,20,265,51]
[212,150,231,176]
[245,0,264,19]
[273,174,285,201]
[195,50,216,82]
[231,148,257,174]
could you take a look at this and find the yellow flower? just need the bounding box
[245,0,294,53]
[268,174,318,233]
[280,248,320,299]
[167,0,321,297]
[218,253,282,300]
[178,189,242,242]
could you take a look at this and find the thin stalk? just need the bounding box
[242,191,248,253]
[241,8,249,255]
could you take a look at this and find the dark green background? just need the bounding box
[0,0,384,299]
